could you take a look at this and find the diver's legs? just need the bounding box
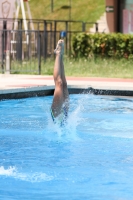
[60,57,69,106]
[51,40,64,117]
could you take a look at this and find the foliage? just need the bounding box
[72,33,133,59]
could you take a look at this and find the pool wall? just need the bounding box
[0,85,133,100]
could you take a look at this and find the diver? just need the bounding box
[51,39,69,126]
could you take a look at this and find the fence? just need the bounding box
[0,18,100,74]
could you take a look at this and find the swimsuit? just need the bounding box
[50,106,68,126]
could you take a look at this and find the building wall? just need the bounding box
[0,0,15,61]
[105,0,118,33]
[105,0,133,33]
[122,0,133,33]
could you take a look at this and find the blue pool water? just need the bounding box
[0,94,133,200]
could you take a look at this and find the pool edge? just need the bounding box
[0,85,133,100]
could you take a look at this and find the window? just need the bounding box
[122,0,133,33]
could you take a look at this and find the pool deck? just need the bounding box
[0,74,133,99]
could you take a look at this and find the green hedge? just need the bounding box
[72,33,133,59]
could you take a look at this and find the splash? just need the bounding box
[45,94,88,140]
[0,166,53,182]
[0,166,16,176]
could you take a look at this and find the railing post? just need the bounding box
[1,21,7,73]
[82,22,85,32]
[50,22,52,55]
[5,50,11,74]
[43,20,47,61]
[38,31,41,75]
[65,21,68,54]
[1,31,5,73]
[17,19,22,61]
[27,23,31,60]
[54,21,57,50]
[95,23,98,33]
[69,21,71,56]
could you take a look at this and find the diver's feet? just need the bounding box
[54,39,64,56]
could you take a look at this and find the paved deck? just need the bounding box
[0,74,133,98]
[1,74,133,90]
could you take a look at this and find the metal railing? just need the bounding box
[0,18,100,74]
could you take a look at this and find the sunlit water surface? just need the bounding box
[0,94,133,200]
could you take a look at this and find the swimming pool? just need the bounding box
[0,94,133,199]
